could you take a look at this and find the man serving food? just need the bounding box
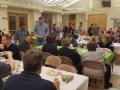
[34,17,49,45]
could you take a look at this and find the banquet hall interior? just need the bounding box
[0,0,120,90]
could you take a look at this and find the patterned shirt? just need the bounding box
[34,23,49,36]
[14,28,29,42]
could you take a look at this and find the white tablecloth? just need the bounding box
[12,61,89,90]
[113,43,120,54]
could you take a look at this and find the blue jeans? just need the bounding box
[37,37,46,46]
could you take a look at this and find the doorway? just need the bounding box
[8,12,28,33]
[88,14,107,32]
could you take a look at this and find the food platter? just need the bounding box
[47,69,61,76]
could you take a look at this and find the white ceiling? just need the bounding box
[2,0,80,9]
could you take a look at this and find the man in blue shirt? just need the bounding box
[2,49,59,90]
[34,17,49,45]
[55,27,60,35]
[14,23,29,43]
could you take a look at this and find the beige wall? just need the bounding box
[53,13,62,27]
[0,7,62,34]
[86,9,120,31]
[8,8,35,33]
[62,13,86,30]
[76,13,86,30]
[62,14,69,26]
[0,7,8,34]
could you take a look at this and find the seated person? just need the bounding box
[0,30,4,44]
[65,33,77,47]
[98,30,104,42]
[42,35,57,55]
[82,41,112,89]
[57,38,81,68]
[113,35,120,43]
[19,35,32,53]
[92,35,101,48]
[55,27,60,35]
[49,30,54,37]
[0,51,15,89]
[99,34,114,52]
[92,35,99,44]
[8,32,14,43]
[0,35,21,60]
[78,30,87,41]
[70,34,78,47]
[2,49,59,90]
[107,30,115,42]
[53,34,61,46]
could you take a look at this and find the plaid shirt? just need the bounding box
[14,28,29,43]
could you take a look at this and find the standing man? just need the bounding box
[14,23,29,43]
[92,24,100,36]
[62,23,69,38]
[88,24,94,36]
[78,22,83,34]
[69,23,74,36]
[34,17,49,45]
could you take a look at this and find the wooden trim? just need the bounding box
[87,14,107,36]
[8,12,28,33]
[69,14,76,26]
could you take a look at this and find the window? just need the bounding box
[8,13,28,33]
[42,13,53,28]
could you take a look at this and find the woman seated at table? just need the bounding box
[82,41,113,89]
[42,35,57,55]
[92,35,99,44]
[98,30,104,42]
[92,35,100,48]
[78,30,87,41]
[98,34,114,52]
[53,34,61,46]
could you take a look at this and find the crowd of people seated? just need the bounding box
[0,17,119,89]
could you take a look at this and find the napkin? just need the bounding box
[61,74,73,83]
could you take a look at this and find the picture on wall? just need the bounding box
[114,18,120,28]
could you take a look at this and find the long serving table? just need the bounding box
[11,61,89,90]
[34,46,115,64]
